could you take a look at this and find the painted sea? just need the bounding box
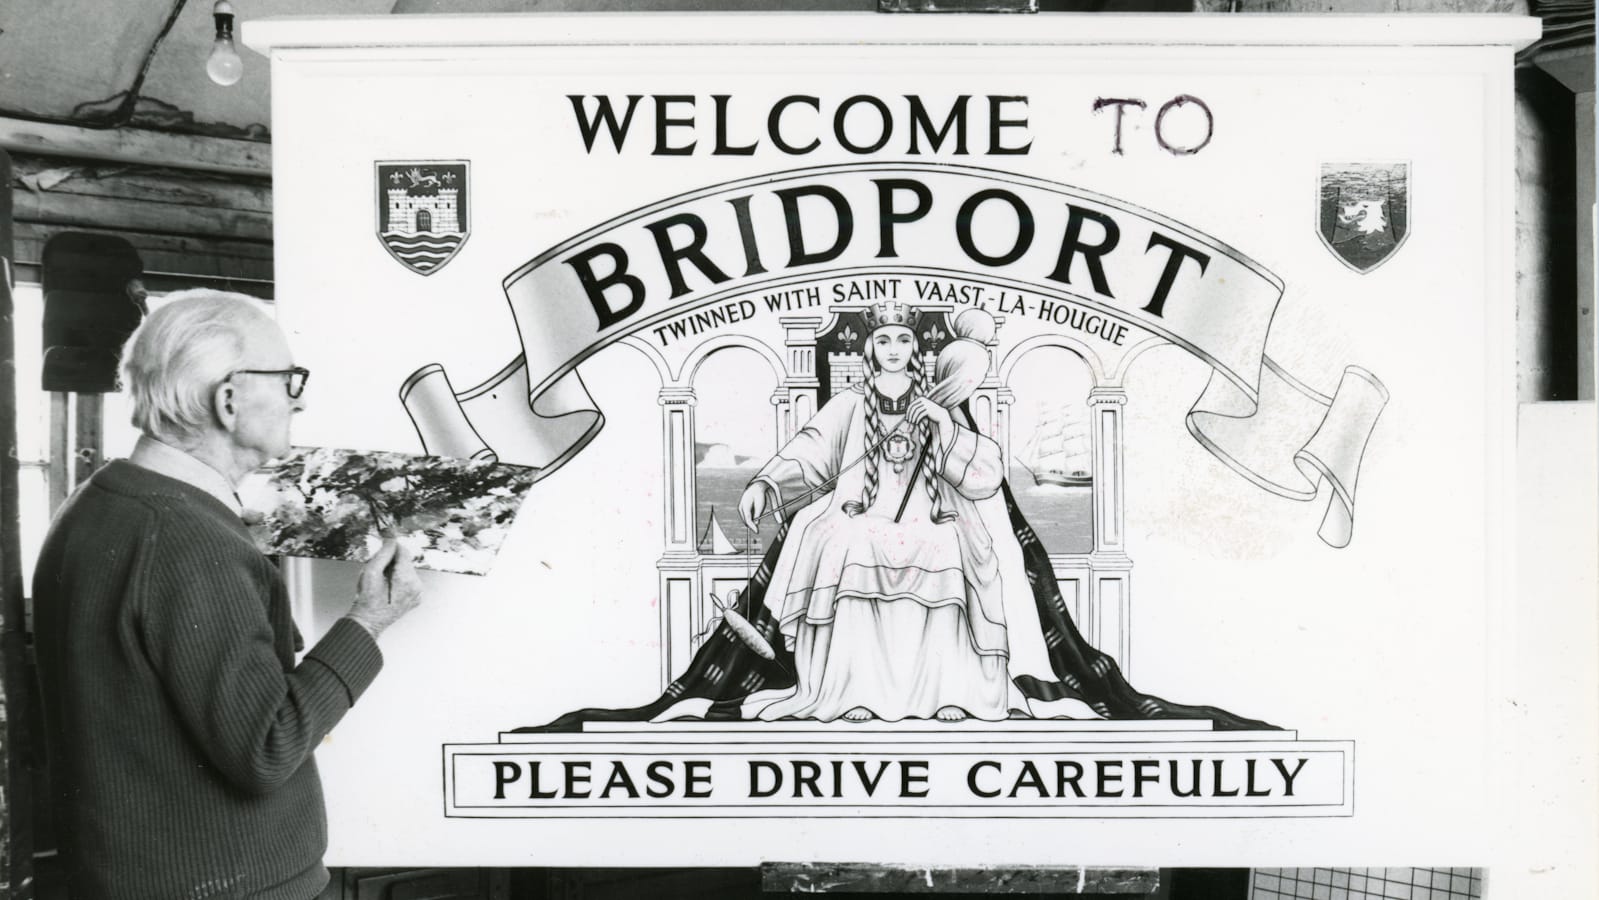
[1009,466,1094,554]
[693,464,1092,556]
[695,465,766,555]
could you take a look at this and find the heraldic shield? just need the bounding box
[377,161,470,275]
[1318,162,1410,273]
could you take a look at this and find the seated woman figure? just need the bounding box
[523,304,1273,734]
[738,301,1008,722]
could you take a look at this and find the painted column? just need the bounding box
[770,389,789,453]
[995,387,1015,474]
[656,385,699,688]
[780,316,820,442]
[1088,386,1133,674]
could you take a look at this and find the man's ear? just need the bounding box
[213,381,239,432]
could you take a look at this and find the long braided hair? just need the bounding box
[842,335,955,523]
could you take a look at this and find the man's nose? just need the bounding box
[291,393,307,413]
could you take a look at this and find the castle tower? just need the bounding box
[385,187,461,234]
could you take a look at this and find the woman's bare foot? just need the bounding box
[842,707,876,722]
[934,705,969,722]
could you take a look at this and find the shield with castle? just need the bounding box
[377,160,471,275]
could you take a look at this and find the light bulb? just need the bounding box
[206,1,243,87]
[207,37,243,86]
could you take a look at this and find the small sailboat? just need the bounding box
[699,507,740,555]
[1019,407,1093,488]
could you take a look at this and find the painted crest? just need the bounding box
[376,161,470,275]
[1317,162,1410,273]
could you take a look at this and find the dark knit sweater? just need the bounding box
[32,460,384,900]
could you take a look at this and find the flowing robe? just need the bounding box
[745,385,1014,721]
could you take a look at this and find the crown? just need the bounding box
[861,300,921,332]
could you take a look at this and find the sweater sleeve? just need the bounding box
[135,511,383,796]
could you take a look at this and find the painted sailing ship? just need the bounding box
[1019,407,1093,488]
[699,508,740,555]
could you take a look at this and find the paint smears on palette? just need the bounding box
[241,447,538,575]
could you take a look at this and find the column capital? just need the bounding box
[659,386,698,406]
[781,316,822,338]
[1088,386,1128,407]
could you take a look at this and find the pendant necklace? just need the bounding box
[877,387,917,474]
[885,432,916,474]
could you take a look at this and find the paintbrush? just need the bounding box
[364,494,401,578]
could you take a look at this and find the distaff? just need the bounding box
[893,309,996,523]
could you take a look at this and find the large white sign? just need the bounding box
[248,13,1537,868]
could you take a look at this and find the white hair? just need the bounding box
[120,289,274,446]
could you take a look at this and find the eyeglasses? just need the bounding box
[227,366,310,399]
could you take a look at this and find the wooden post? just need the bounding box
[46,395,68,516]
[73,394,103,487]
[1,146,38,899]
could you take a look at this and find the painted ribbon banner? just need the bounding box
[400,162,1387,546]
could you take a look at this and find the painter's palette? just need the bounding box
[241,447,537,575]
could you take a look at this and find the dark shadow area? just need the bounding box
[29,862,1260,900]
[1166,867,1251,899]
[1515,64,1581,401]
[1041,0,1195,10]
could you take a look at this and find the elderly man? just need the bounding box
[32,289,422,900]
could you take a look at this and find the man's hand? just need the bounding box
[347,538,423,639]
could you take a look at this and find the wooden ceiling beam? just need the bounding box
[8,154,271,215]
[0,117,270,178]
[10,221,275,291]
